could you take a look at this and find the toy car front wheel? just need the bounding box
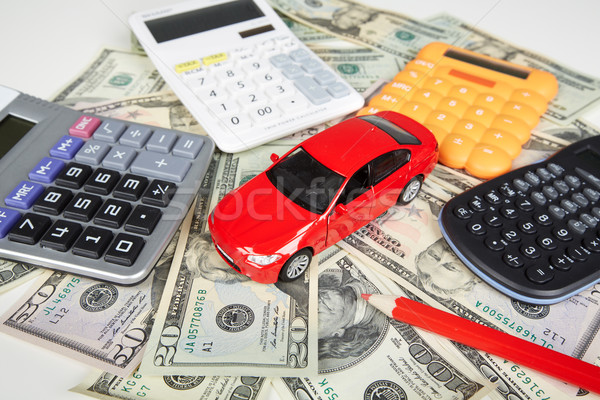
[398,176,422,205]
[278,249,312,282]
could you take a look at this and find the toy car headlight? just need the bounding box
[247,254,282,265]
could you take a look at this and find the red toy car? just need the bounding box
[208,111,438,283]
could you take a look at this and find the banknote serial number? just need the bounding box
[318,378,339,400]
[44,277,81,324]
[475,301,540,344]
[503,361,550,400]
[185,290,210,354]
[120,369,150,397]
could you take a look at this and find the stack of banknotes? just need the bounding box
[2,1,600,399]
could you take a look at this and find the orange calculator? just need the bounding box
[358,42,558,179]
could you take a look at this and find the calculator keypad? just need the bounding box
[1,114,208,275]
[440,158,600,303]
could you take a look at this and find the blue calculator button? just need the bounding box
[28,157,66,183]
[5,181,45,209]
[50,136,84,159]
[0,207,21,238]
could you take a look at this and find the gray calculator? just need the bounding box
[0,85,214,284]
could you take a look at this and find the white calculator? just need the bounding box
[129,0,364,153]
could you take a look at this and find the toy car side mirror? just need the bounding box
[270,153,279,163]
[335,203,348,215]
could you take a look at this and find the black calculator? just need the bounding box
[0,85,214,284]
[439,136,600,304]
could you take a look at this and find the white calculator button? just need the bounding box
[186,74,217,90]
[278,95,309,113]
[212,66,243,82]
[222,114,253,132]
[254,70,284,86]
[248,104,281,123]
[265,82,297,98]
[209,100,241,117]
[180,67,207,82]
[194,87,228,104]
[229,48,253,61]
[238,91,268,108]
[240,59,270,75]
[270,54,293,68]
[226,79,257,95]
[281,64,305,80]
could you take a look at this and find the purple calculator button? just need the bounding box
[0,207,20,238]
[5,181,44,209]
[50,135,84,159]
[28,157,65,183]
[69,115,101,138]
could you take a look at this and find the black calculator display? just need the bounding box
[439,136,600,304]
[0,86,214,284]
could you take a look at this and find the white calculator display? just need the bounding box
[129,0,364,153]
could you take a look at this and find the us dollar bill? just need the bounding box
[268,0,460,59]
[0,259,42,294]
[273,250,490,400]
[338,183,600,398]
[426,13,600,125]
[140,147,319,376]
[0,232,178,376]
[71,369,271,400]
[51,48,166,106]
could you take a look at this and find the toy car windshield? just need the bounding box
[266,147,345,214]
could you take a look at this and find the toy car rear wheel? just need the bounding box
[278,249,312,282]
[398,176,422,205]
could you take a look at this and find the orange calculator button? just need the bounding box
[510,89,548,114]
[462,106,496,127]
[356,106,380,116]
[447,85,480,104]
[439,134,477,169]
[406,58,436,74]
[500,102,540,128]
[490,115,531,144]
[421,77,454,96]
[452,119,487,141]
[480,129,522,159]
[474,93,505,113]
[398,101,432,124]
[465,144,512,179]
[425,111,459,133]
[381,81,413,98]
[369,93,404,110]
[426,124,450,144]
[393,69,428,87]
[409,89,443,108]
[437,97,469,118]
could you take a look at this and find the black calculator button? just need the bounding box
[567,219,587,235]
[72,226,114,259]
[530,191,546,206]
[518,220,537,234]
[547,163,565,177]
[533,212,553,226]
[33,187,73,215]
[526,265,554,284]
[524,171,541,187]
[548,205,566,220]
[55,162,92,189]
[536,168,552,182]
[521,244,541,259]
[584,188,600,202]
[553,180,569,195]
[572,193,589,208]
[581,213,597,228]
[541,185,558,200]
[113,174,149,201]
[500,206,518,219]
[142,180,177,207]
[567,245,589,262]
[498,183,516,197]
[105,233,145,266]
[503,252,524,268]
[564,174,581,189]
[63,193,103,222]
[501,229,521,243]
[484,190,502,205]
[515,198,534,212]
[593,207,600,219]
[40,220,83,252]
[583,237,600,253]
[125,205,162,235]
[454,206,473,219]
[560,199,578,214]
[483,213,502,227]
[553,227,572,241]
[84,168,121,195]
[550,254,573,271]
[469,196,486,212]
[536,235,558,250]
[484,237,504,251]
[8,213,52,244]
[94,199,132,228]
[467,222,485,235]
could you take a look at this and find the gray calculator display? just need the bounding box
[0,86,214,284]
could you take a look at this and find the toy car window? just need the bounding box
[337,164,370,205]
[358,115,421,145]
[266,147,345,214]
[371,152,398,185]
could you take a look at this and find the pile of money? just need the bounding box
[1,1,600,399]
